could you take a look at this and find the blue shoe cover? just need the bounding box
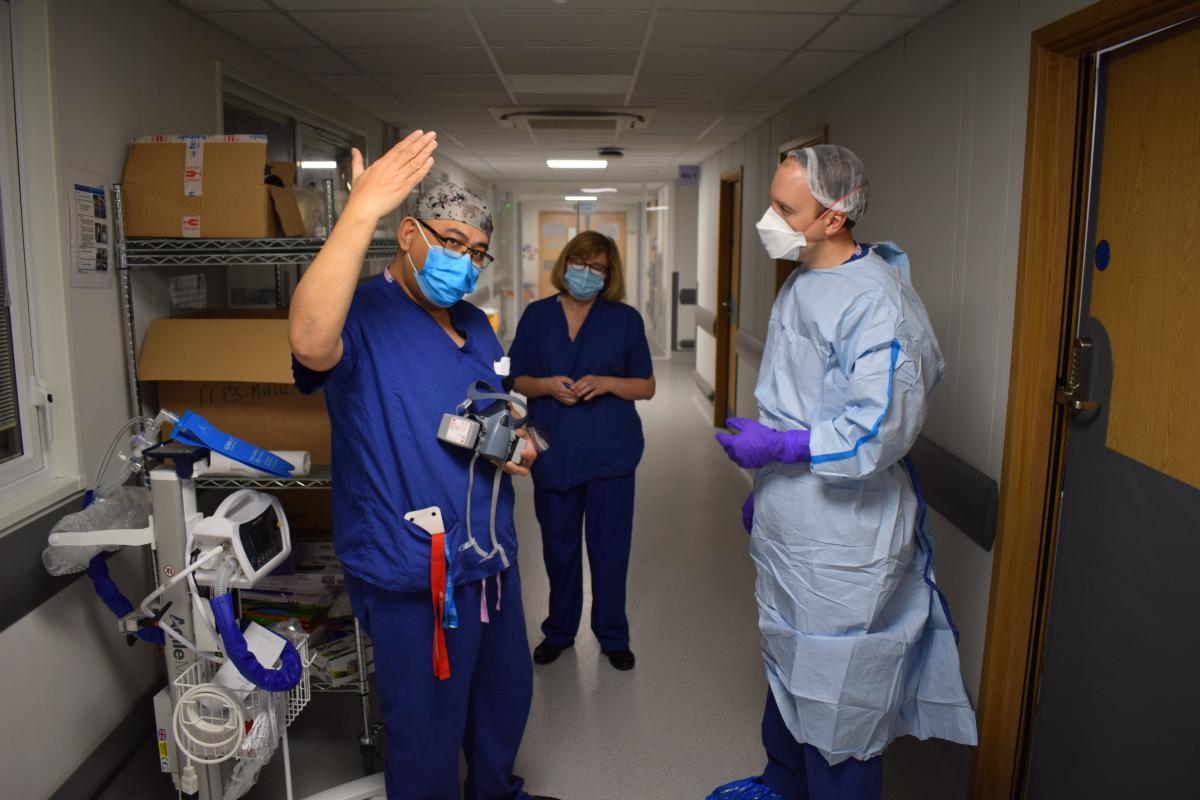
[705,777,785,800]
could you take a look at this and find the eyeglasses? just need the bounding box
[417,219,495,268]
[566,259,608,278]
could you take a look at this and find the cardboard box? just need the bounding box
[137,316,331,462]
[122,135,302,238]
[312,635,375,687]
[295,541,341,571]
[266,160,306,237]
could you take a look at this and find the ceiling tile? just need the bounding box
[180,0,269,9]
[279,0,461,8]
[341,47,493,74]
[205,12,323,47]
[507,75,631,95]
[807,14,919,52]
[424,111,510,129]
[731,95,793,113]
[494,47,640,75]
[512,93,628,107]
[852,0,952,15]
[629,94,738,112]
[633,74,759,97]
[661,0,850,9]
[310,74,390,95]
[470,9,651,47]
[290,10,471,47]
[266,48,357,75]
[640,48,793,79]
[640,110,722,134]
[469,0,659,7]
[342,94,416,111]
[651,12,832,49]
[390,93,512,110]
[720,111,772,126]
[376,74,508,95]
[755,50,862,95]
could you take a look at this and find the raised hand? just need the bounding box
[345,130,438,223]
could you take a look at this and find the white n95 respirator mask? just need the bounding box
[756,206,809,261]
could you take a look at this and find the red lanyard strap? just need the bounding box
[430,532,452,681]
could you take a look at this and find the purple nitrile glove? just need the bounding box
[714,417,811,469]
[742,492,754,535]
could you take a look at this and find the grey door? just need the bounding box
[1025,19,1200,799]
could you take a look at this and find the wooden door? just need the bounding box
[1024,19,1200,798]
[714,169,742,427]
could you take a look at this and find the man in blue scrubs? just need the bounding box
[289,130,559,800]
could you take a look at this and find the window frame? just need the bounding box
[0,0,41,489]
[0,0,84,533]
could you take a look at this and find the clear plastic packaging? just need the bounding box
[41,487,153,576]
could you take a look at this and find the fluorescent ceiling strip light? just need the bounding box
[299,160,338,169]
[547,159,607,169]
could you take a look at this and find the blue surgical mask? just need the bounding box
[565,265,605,301]
[407,221,480,308]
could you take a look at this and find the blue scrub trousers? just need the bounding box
[532,472,636,652]
[761,691,883,800]
[344,566,534,800]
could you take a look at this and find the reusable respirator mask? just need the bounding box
[408,220,481,308]
[437,376,534,568]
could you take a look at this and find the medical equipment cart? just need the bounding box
[114,179,393,776]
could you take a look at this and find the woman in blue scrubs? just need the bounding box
[509,231,656,671]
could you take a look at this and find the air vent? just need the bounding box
[490,107,655,132]
[528,118,616,132]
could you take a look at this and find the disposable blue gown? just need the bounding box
[752,242,978,765]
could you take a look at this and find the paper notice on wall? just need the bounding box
[67,167,114,289]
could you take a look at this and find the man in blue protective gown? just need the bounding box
[710,145,978,800]
[288,130,560,800]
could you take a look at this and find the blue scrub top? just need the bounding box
[293,272,516,593]
[508,296,653,492]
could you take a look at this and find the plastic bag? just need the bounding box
[41,487,153,576]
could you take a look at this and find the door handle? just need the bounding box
[1055,338,1101,413]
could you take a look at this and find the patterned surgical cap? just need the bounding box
[413,182,493,237]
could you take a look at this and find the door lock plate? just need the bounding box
[1056,337,1100,413]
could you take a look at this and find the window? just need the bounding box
[0,0,45,487]
[221,80,362,226]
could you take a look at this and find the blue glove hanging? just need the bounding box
[715,418,811,469]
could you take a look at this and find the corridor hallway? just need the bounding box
[101,355,971,800]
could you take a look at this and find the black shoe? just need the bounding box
[602,648,636,671]
[530,795,562,800]
[532,639,573,665]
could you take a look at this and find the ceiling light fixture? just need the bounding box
[646,206,669,212]
[547,159,607,169]
[582,187,618,193]
[299,160,338,169]
[565,195,599,202]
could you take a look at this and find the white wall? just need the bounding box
[0,2,488,796]
[695,161,721,390]
[691,0,1094,700]
[672,178,699,352]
